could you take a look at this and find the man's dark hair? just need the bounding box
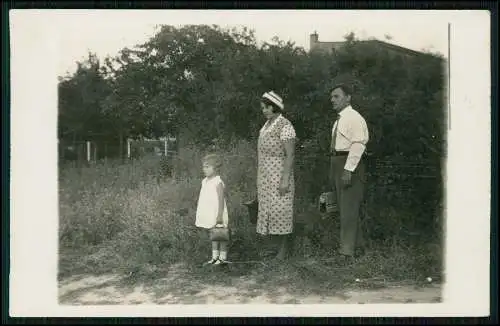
[331,83,352,97]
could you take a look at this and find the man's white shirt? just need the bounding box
[331,105,370,172]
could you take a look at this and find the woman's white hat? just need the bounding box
[262,91,284,110]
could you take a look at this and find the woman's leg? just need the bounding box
[275,234,291,260]
[289,223,305,257]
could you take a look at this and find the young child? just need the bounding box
[195,154,230,265]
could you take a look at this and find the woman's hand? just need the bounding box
[279,177,290,196]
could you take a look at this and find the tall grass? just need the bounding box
[58,139,443,284]
[59,140,260,276]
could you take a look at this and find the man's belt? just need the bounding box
[330,151,349,156]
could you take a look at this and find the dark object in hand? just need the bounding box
[210,225,230,241]
[243,198,258,224]
[319,201,326,213]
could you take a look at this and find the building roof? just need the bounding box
[360,39,428,57]
[310,32,440,59]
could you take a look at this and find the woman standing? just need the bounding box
[256,91,296,260]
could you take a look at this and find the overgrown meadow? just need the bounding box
[59,139,443,289]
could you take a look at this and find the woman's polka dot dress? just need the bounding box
[256,114,296,235]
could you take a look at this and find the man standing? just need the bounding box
[329,84,369,259]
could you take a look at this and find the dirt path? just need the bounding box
[58,263,442,305]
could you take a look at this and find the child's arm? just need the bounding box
[215,182,225,225]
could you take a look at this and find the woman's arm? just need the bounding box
[282,138,295,185]
[279,122,296,192]
[215,182,225,225]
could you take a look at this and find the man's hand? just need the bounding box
[341,170,352,188]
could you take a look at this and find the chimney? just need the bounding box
[310,31,319,49]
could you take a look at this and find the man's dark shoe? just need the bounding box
[354,248,366,258]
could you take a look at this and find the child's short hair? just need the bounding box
[202,153,223,170]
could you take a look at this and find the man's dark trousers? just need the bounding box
[330,154,365,256]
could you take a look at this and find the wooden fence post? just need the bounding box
[86,141,91,162]
[127,138,131,159]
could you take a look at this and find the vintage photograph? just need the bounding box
[54,10,450,306]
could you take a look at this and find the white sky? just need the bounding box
[56,10,451,77]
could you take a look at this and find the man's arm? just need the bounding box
[344,115,369,172]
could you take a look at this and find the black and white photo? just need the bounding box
[8,9,492,318]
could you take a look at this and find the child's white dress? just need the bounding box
[195,175,229,229]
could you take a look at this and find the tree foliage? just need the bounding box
[58,53,112,141]
[58,24,445,162]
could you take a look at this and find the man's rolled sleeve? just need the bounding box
[344,117,369,172]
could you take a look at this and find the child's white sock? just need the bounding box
[212,250,220,260]
[219,251,227,261]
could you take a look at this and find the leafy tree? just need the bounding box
[58,52,112,142]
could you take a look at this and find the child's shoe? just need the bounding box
[204,258,218,265]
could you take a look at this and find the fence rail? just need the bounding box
[58,137,178,164]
